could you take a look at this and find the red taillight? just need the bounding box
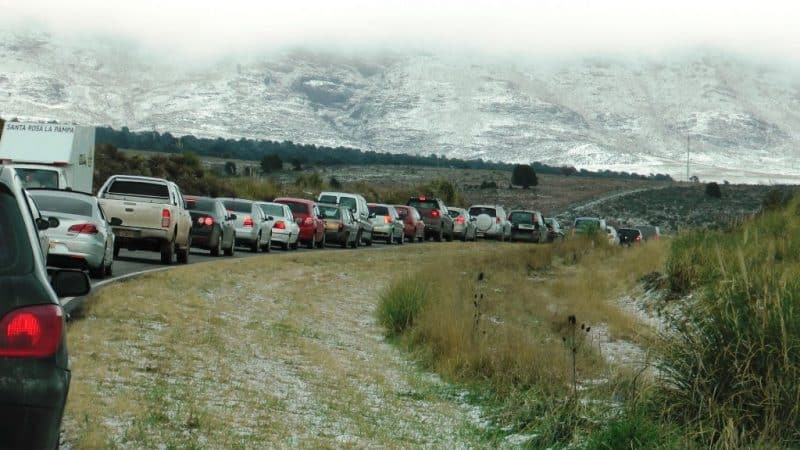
[161,209,171,228]
[384,215,392,224]
[0,305,64,358]
[456,216,465,224]
[496,217,501,224]
[274,221,286,229]
[635,235,642,241]
[419,196,427,201]
[338,223,344,231]
[243,216,254,228]
[303,217,314,226]
[204,217,214,226]
[431,210,440,218]
[68,223,98,234]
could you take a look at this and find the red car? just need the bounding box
[394,205,425,243]
[273,197,325,249]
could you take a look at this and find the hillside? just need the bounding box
[2,30,800,183]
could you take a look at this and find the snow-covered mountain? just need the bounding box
[2,30,799,183]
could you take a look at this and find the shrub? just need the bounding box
[585,409,683,450]
[377,276,431,336]
[705,182,721,198]
[511,164,538,189]
[328,176,342,189]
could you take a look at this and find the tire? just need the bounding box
[251,233,261,253]
[460,232,467,242]
[397,232,404,245]
[89,258,106,279]
[160,238,175,265]
[105,260,113,277]
[177,237,190,264]
[306,238,314,249]
[356,230,363,247]
[435,229,443,242]
[341,233,349,248]
[224,235,234,256]
[211,230,222,256]
[445,227,454,242]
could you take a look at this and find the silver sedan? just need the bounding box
[28,189,115,279]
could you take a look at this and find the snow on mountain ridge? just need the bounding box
[2,30,799,183]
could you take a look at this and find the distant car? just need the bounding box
[469,204,511,241]
[637,225,661,241]
[28,189,116,278]
[573,217,607,236]
[617,227,643,246]
[319,203,359,248]
[0,165,91,449]
[448,207,477,241]
[508,210,548,243]
[407,196,454,242]
[274,197,325,249]
[394,205,425,243]
[606,225,620,245]
[185,196,237,256]
[317,191,373,246]
[368,203,405,244]
[257,202,301,250]
[220,198,272,252]
[544,217,565,242]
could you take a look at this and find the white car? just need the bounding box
[219,198,273,253]
[257,202,300,250]
[468,204,511,241]
[29,189,115,279]
[606,225,620,245]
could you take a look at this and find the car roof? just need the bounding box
[274,197,313,204]
[27,188,96,199]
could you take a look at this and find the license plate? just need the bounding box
[48,241,70,253]
[518,224,534,230]
[115,229,137,238]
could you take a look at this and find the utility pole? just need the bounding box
[686,134,690,182]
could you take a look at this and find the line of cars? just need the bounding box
[572,216,661,245]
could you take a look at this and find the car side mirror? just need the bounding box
[50,269,91,298]
[368,212,376,219]
[267,216,274,221]
[36,217,50,230]
[228,213,237,221]
[48,217,60,228]
[109,217,123,226]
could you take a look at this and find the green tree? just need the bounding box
[329,176,342,189]
[260,154,283,174]
[511,164,538,189]
[705,182,722,198]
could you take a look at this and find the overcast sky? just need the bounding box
[2,0,800,60]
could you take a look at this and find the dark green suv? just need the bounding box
[0,166,91,448]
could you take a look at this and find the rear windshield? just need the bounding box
[447,210,461,218]
[469,207,496,217]
[319,205,341,219]
[369,205,389,215]
[259,204,286,218]
[408,199,437,209]
[107,180,169,198]
[0,189,33,275]
[319,195,338,204]
[339,197,357,210]
[618,229,641,239]
[16,168,60,189]
[280,201,309,215]
[509,212,533,224]
[185,197,218,212]
[29,193,93,217]
[222,200,253,213]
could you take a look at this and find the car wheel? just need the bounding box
[177,237,190,264]
[355,230,363,247]
[251,233,261,253]
[89,258,106,279]
[398,233,404,245]
[211,231,222,256]
[113,243,120,258]
[341,233,349,248]
[224,237,234,256]
[160,238,175,265]
[105,260,113,277]
[435,229,443,242]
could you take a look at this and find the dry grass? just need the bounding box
[63,245,488,448]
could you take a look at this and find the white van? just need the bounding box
[317,191,373,246]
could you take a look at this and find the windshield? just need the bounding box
[185,197,218,212]
[29,193,93,217]
[447,210,461,218]
[575,218,602,231]
[16,168,60,189]
[280,201,309,215]
[509,212,533,224]
[408,199,437,209]
[369,205,389,215]
[222,200,253,213]
[469,207,496,217]
[319,195,337,204]
[319,205,341,219]
[259,204,285,217]
[339,197,357,210]
[107,180,169,198]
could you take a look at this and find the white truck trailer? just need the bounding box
[0,122,95,193]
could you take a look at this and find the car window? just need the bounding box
[258,203,285,218]
[575,218,601,230]
[282,201,309,215]
[185,197,218,212]
[0,188,34,275]
[509,211,533,224]
[30,193,94,217]
[469,207,497,217]
[107,180,170,198]
[339,197,357,210]
[319,205,341,219]
[447,210,460,218]
[222,200,254,213]
[17,168,60,189]
[408,199,438,209]
[319,195,338,204]
[369,205,389,215]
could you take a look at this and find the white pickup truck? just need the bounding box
[97,175,192,264]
